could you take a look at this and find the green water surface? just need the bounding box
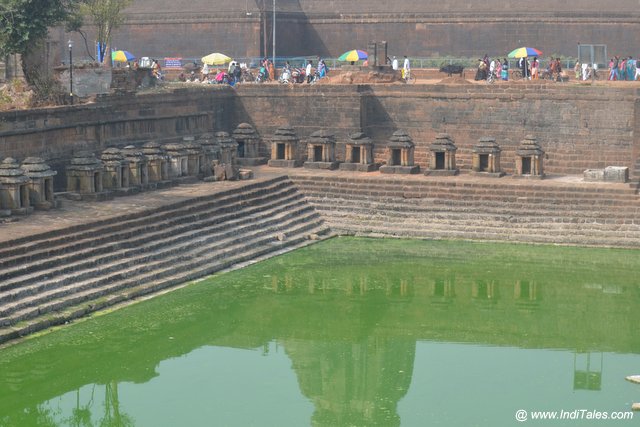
[1,237,639,427]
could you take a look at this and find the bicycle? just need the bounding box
[402,69,416,84]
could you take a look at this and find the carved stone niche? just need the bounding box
[101,147,133,195]
[424,133,458,176]
[340,132,378,172]
[162,142,189,180]
[515,135,544,179]
[21,157,57,210]
[233,123,266,166]
[0,157,33,215]
[65,151,111,201]
[141,141,171,187]
[182,135,205,178]
[379,130,420,174]
[471,137,504,177]
[268,125,302,168]
[304,130,339,170]
[121,145,149,190]
[205,131,239,182]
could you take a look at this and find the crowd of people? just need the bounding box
[602,56,640,81]
[474,54,568,82]
[173,57,334,85]
[472,53,640,83]
[143,52,640,85]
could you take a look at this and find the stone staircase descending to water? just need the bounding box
[290,174,640,248]
[0,176,330,344]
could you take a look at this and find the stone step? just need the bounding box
[327,220,640,248]
[300,183,640,206]
[0,194,310,297]
[319,209,640,232]
[324,213,640,235]
[303,193,640,220]
[318,200,640,227]
[0,187,304,283]
[0,223,330,344]
[290,175,640,197]
[293,183,640,206]
[290,180,640,201]
[0,176,292,258]
[0,208,326,325]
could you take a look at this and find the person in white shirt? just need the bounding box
[403,56,410,79]
[305,60,313,83]
[392,56,398,70]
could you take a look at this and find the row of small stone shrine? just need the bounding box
[0,123,546,219]
[0,127,254,218]
[269,126,545,178]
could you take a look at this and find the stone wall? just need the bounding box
[56,66,112,97]
[62,1,640,62]
[361,85,639,175]
[0,86,233,189]
[1,83,638,190]
[231,84,363,159]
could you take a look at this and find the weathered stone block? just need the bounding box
[238,169,254,180]
[604,166,628,183]
[583,169,605,182]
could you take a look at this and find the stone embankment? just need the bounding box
[289,172,640,248]
[0,176,330,345]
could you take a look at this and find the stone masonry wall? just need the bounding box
[361,85,638,175]
[63,0,640,62]
[0,84,637,191]
[231,84,363,159]
[0,87,233,189]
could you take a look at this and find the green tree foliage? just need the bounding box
[0,0,79,57]
[80,0,132,63]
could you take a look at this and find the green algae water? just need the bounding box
[1,237,639,427]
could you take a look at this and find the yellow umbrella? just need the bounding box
[201,53,232,66]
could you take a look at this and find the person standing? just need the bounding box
[268,61,275,81]
[627,57,635,81]
[609,56,619,81]
[501,58,509,81]
[531,57,539,80]
[403,55,410,79]
[202,63,210,81]
[306,60,313,83]
[392,56,398,70]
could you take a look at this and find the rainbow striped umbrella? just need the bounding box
[338,49,368,62]
[507,47,542,58]
[111,50,136,62]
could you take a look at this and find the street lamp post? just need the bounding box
[68,40,74,105]
[272,0,275,66]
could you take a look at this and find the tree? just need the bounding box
[1,0,80,99]
[80,0,132,63]
[0,0,79,58]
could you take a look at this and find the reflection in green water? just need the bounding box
[1,238,639,426]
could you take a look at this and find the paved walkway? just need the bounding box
[0,166,633,244]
